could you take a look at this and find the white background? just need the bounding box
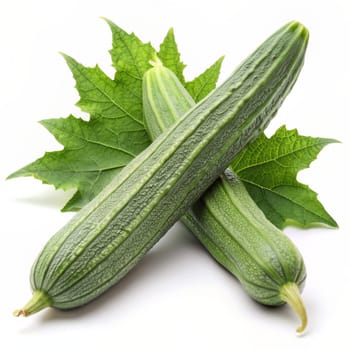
[1,0,349,349]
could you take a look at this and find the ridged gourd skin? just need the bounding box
[14,21,309,320]
[143,58,307,332]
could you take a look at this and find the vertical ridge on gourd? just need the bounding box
[14,22,309,327]
[143,35,308,332]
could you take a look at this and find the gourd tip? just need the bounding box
[13,290,51,318]
[280,282,308,334]
[13,308,30,317]
[296,320,307,334]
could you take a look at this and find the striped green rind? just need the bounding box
[143,57,193,139]
[18,21,308,314]
[184,172,306,305]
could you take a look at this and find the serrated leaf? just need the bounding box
[158,28,186,84]
[8,21,155,211]
[230,126,339,229]
[8,115,149,210]
[63,54,144,125]
[185,56,224,102]
[105,18,155,90]
[6,22,225,213]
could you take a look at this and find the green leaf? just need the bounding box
[8,116,149,211]
[185,56,224,102]
[105,18,155,91]
[62,54,144,125]
[158,28,186,84]
[157,27,223,102]
[8,21,155,211]
[230,126,339,229]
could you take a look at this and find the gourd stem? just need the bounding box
[13,289,51,317]
[280,282,307,334]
